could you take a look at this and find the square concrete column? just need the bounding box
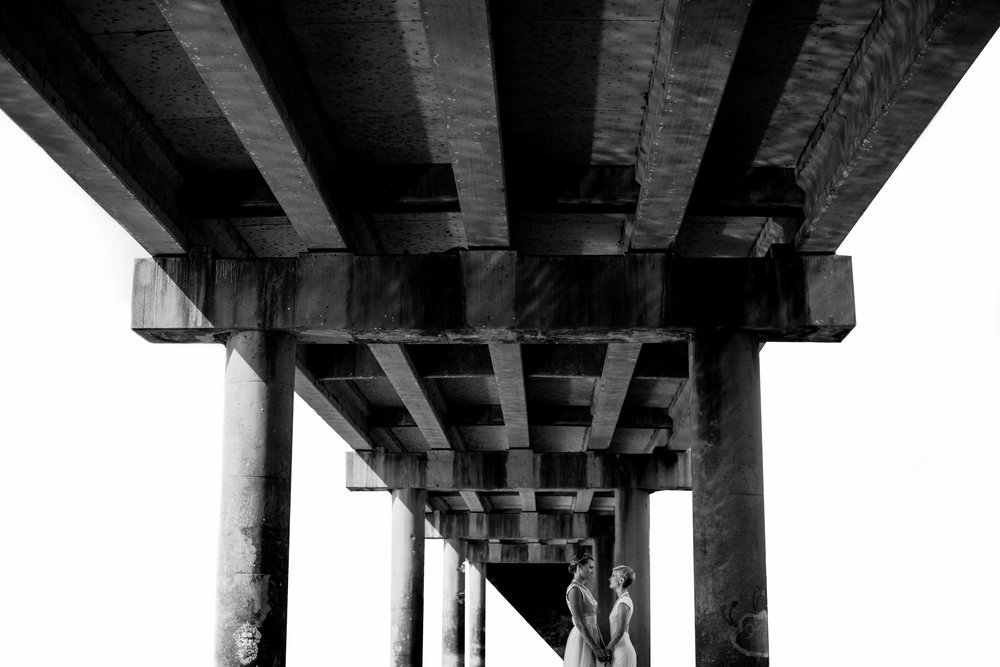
[442,539,466,667]
[217,331,296,667]
[466,561,486,667]
[690,330,769,666]
[391,488,427,667]
[614,488,651,667]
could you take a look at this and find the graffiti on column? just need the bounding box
[722,588,768,658]
[233,621,262,665]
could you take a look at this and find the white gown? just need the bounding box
[564,581,600,667]
[609,595,636,667]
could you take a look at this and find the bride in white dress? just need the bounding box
[605,565,637,667]
[563,552,609,666]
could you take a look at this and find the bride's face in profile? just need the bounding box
[607,572,622,591]
[576,559,595,581]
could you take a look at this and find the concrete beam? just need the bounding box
[155,0,378,252]
[302,342,689,381]
[796,0,1000,251]
[368,404,672,431]
[489,343,530,449]
[370,344,452,451]
[427,512,613,541]
[132,251,856,344]
[293,362,379,452]
[465,541,585,565]
[0,0,188,255]
[345,449,691,492]
[632,0,754,249]
[419,0,509,246]
[585,344,642,450]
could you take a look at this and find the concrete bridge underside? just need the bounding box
[3,0,997,665]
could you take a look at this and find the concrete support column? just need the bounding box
[391,487,427,667]
[466,561,487,667]
[442,539,466,667]
[216,331,296,667]
[690,330,768,666]
[593,537,615,639]
[614,488,651,667]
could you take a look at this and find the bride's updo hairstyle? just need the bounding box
[612,565,636,589]
[568,551,594,574]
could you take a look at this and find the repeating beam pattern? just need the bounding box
[346,449,691,492]
[489,343,530,449]
[419,0,509,246]
[632,0,754,249]
[0,0,189,255]
[368,404,671,430]
[466,542,585,565]
[155,0,378,252]
[132,252,856,344]
[586,344,642,450]
[369,344,451,451]
[426,511,613,540]
[303,343,688,381]
[796,0,1000,251]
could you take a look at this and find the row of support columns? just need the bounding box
[212,329,769,665]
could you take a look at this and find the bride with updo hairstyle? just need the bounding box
[563,551,609,666]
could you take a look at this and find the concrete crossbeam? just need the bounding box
[426,512,613,541]
[465,541,586,565]
[132,251,855,344]
[345,450,691,492]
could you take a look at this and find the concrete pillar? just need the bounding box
[442,539,466,667]
[466,561,486,667]
[216,331,295,667]
[391,488,427,667]
[594,537,615,639]
[614,488,651,667]
[690,330,768,666]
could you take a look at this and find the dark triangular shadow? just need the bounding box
[487,564,580,658]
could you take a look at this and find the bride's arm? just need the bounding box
[605,601,634,652]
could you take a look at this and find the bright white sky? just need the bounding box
[2,30,999,667]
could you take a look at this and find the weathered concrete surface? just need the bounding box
[442,539,466,667]
[390,487,426,666]
[346,449,691,492]
[690,330,768,666]
[216,331,295,667]
[467,562,486,667]
[131,252,856,344]
[427,511,613,541]
[614,488,651,667]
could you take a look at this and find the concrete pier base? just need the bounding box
[216,331,295,667]
[391,488,427,667]
[614,488,651,667]
[690,330,769,666]
[467,562,486,667]
[442,539,466,667]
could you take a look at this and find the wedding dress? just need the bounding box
[563,581,600,667]
[609,595,636,667]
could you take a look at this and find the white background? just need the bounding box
[2,30,998,666]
